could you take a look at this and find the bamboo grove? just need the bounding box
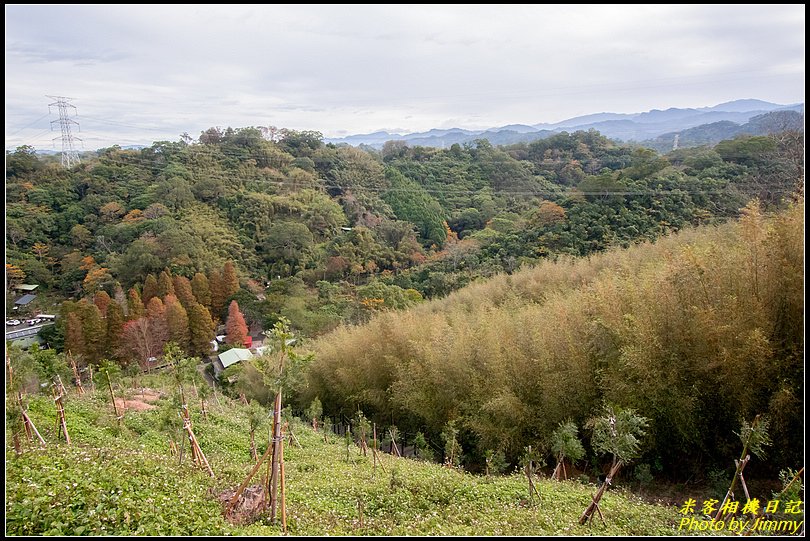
[303,198,803,477]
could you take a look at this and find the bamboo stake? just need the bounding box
[737,456,752,503]
[68,352,84,395]
[19,393,46,447]
[389,428,401,457]
[12,432,21,455]
[213,381,222,406]
[105,370,121,426]
[287,426,302,448]
[22,410,46,446]
[226,439,275,515]
[579,460,622,525]
[182,405,200,465]
[280,433,287,534]
[269,390,282,522]
[53,384,71,445]
[182,412,214,477]
[525,446,541,504]
[250,429,258,461]
[715,415,761,521]
[372,424,377,474]
[54,374,67,397]
[178,424,186,466]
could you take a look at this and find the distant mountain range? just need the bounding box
[325,99,804,151]
[32,145,146,156]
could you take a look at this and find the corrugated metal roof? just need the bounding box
[14,294,37,305]
[217,348,254,369]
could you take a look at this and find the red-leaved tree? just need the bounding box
[225,300,249,347]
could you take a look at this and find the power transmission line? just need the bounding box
[47,95,83,168]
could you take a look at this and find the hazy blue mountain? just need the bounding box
[536,112,634,129]
[324,99,802,149]
[489,124,540,133]
[644,110,804,152]
[700,99,789,113]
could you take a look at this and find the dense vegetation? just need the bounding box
[4,373,706,536]
[6,126,802,342]
[303,200,804,479]
[5,123,803,495]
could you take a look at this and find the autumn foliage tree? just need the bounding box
[207,268,224,319]
[146,297,169,354]
[191,272,212,312]
[210,261,240,320]
[127,288,145,320]
[222,261,240,298]
[225,300,249,347]
[105,301,125,360]
[93,290,111,317]
[188,302,215,357]
[142,274,159,304]
[79,302,106,365]
[165,294,191,350]
[172,275,196,309]
[157,269,175,298]
[65,312,85,357]
[119,318,163,369]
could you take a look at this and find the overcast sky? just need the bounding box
[5,4,805,150]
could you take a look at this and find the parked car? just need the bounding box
[6,319,21,326]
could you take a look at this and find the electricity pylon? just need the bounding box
[47,95,82,168]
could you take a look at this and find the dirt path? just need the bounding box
[115,388,162,412]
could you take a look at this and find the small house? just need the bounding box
[14,284,39,292]
[213,348,254,377]
[14,294,37,306]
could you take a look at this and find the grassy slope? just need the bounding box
[5,385,722,536]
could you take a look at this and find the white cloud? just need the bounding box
[5,4,804,149]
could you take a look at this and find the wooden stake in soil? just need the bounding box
[19,393,46,447]
[371,424,386,474]
[268,390,283,522]
[52,381,71,445]
[181,409,214,477]
[67,352,84,395]
[524,445,541,504]
[280,431,287,534]
[714,415,765,521]
[372,424,377,473]
[105,370,122,427]
[389,428,401,457]
[250,428,258,462]
[579,459,622,525]
[226,439,275,516]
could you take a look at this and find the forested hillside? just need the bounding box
[304,199,804,478]
[4,123,805,524]
[6,125,802,352]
